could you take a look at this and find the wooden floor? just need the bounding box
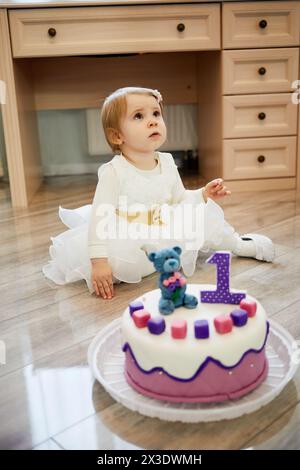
[0,173,300,450]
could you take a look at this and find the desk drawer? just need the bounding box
[223,136,296,180]
[9,4,220,58]
[223,93,297,139]
[223,1,300,49]
[223,48,299,95]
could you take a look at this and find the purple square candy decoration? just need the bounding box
[194,319,209,339]
[148,317,166,335]
[129,300,144,317]
[230,308,248,327]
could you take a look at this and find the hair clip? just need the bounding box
[152,89,163,104]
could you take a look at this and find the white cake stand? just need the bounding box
[88,318,299,423]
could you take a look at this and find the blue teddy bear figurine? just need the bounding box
[147,246,198,315]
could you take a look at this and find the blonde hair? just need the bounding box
[101,86,164,154]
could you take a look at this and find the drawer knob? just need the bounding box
[258,67,266,75]
[258,112,266,120]
[259,19,268,29]
[177,23,185,32]
[48,28,57,38]
[257,155,266,163]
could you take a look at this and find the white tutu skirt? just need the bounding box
[42,198,233,294]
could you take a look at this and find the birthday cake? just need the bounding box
[121,249,269,403]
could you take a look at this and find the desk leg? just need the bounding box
[297,56,300,192]
[197,51,222,182]
[0,9,42,208]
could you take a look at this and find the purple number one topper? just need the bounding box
[201,251,246,304]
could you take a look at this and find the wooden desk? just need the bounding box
[0,0,300,207]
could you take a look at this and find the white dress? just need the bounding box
[42,151,233,293]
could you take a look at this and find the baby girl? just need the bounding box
[43,86,274,299]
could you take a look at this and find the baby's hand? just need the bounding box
[202,178,231,202]
[91,258,114,299]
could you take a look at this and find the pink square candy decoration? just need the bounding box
[171,319,187,339]
[240,299,257,318]
[132,309,151,328]
[214,315,233,334]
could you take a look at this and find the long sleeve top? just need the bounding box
[88,152,205,259]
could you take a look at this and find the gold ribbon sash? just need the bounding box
[115,206,165,226]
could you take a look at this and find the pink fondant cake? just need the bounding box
[121,283,269,403]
